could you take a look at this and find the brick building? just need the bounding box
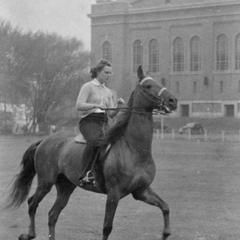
[90,0,240,117]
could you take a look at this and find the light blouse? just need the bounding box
[76,78,116,119]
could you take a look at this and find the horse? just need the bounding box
[7,66,177,240]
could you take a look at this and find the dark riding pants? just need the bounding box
[79,113,108,177]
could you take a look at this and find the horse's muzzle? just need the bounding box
[160,97,177,114]
[168,97,178,111]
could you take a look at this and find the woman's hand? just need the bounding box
[117,98,125,105]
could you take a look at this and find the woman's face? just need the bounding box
[97,65,112,84]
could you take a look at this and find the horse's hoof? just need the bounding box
[162,231,171,240]
[18,234,35,240]
[18,234,28,240]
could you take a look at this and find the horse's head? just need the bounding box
[134,66,177,114]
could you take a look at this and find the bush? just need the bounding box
[0,111,14,134]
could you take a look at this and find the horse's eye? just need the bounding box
[145,85,151,89]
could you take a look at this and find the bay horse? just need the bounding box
[7,66,177,240]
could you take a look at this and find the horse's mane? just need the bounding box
[104,91,134,145]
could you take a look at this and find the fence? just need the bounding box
[60,126,240,143]
[154,128,240,142]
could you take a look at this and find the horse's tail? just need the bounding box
[6,140,42,209]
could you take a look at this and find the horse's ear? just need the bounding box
[137,65,145,82]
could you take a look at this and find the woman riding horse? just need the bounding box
[7,66,177,240]
[76,59,124,186]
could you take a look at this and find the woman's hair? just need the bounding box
[90,59,112,79]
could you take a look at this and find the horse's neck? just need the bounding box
[125,112,153,154]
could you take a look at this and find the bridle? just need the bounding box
[139,77,167,98]
[138,77,167,111]
[103,77,170,115]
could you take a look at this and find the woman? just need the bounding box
[76,59,124,185]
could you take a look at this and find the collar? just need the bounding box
[92,78,106,88]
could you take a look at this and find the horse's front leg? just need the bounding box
[132,187,170,240]
[102,189,120,240]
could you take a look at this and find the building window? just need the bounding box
[220,80,223,93]
[173,37,184,72]
[133,40,143,72]
[192,102,221,114]
[193,81,197,93]
[216,34,228,71]
[149,39,159,73]
[235,34,240,70]
[102,41,112,62]
[190,36,201,72]
[176,81,180,93]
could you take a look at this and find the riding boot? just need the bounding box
[79,144,97,186]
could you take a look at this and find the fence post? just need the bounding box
[204,129,208,141]
[171,129,175,139]
[188,128,191,140]
[156,129,160,139]
[161,117,164,139]
[161,130,164,139]
[221,130,225,142]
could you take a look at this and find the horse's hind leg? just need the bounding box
[48,174,76,240]
[19,183,53,240]
[132,187,170,240]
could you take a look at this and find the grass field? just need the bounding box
[0,136,240,240]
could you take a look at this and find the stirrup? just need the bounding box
[83,170,95,182]
[79,171,95,186]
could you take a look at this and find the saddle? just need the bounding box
[74,132,111,153]
[74,132,87,144]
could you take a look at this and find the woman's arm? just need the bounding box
[107,98,125,118]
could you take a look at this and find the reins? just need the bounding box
[103,107,167,115]
[103,82,169,115]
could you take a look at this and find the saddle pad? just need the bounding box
[74,133,87,144]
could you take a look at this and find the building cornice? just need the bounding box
[90,1,240,18]
[92,12,240,27]
[130,1,240,16]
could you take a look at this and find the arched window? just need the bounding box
[149,39,159,73]
[190,36,201,72]
[216,34,228,71]
[235,34,240,70]
[133,40,143,72]
[102,41,112,62]
[173,37,184,72]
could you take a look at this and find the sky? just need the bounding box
[0,0,96,50]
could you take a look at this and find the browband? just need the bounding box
[139,77,155,85]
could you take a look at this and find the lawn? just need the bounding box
[0,135,240,240]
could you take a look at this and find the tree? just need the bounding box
[0,21,26,131]
[15,32,90,133]
[0,20,90,133]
